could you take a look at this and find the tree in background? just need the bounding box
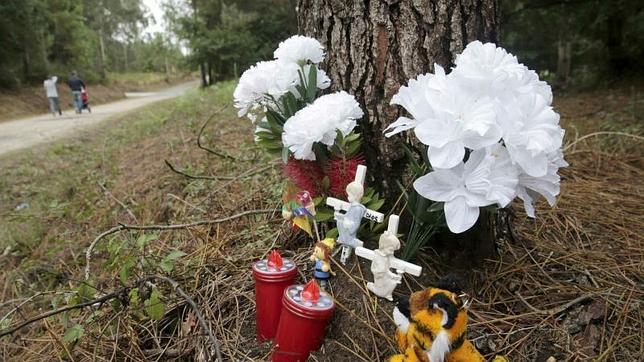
[167,0,297,87]
[502,0,644,88]
[0,0,186,89]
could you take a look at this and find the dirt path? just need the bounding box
[0,80,199,157]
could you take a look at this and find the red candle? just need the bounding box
[252,250,298,341]
[272,280,335,361]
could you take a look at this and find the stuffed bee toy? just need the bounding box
[389,276,507,362]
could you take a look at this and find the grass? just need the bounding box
[0,81,642,361]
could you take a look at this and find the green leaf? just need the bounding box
[367,197,385,211]
[159,250,186,273]
[63,324,85,343]
[136,233,158,250]
[129,287,140,307]
[321,176,330,192]
[119,257,137,284]
[0,316,12,330]
[144,288,165,321]
[75,283,95,303]
[427,202,445,213]
[166,250,187,260]
[315,207,334,222]
[282,147,290,163]
[306,65,318,101]
[325,227,339,239]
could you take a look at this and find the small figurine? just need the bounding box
[388,276,507,362]
[355,215,422,301]
[326,165,384,264]
[282,188,319,240]
[309,238,336,288]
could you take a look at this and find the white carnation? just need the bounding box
[452,41,527,97]
[233,60,299,120]
[282,91,363,160]
[413,75,502,169]
[385,64,450,137]
[274,35,325,65]
[497,93,564,177]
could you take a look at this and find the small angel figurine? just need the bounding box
[356,215,422,301]
[335,180,366,263]
[367,230,403,301]
[309,238,336,288]
[327,165,384,264]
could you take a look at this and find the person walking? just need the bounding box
[67,71,85,114]
[43,75,62,116]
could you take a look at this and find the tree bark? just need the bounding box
[298,0,501,264]
[298,0,499,197]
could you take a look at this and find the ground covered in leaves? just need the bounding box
[0,82,642,361]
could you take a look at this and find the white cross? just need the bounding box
[325,165,385,223]
[355,214,422,300]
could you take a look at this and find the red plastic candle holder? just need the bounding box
[252,251,298,341]
[272,280,335,361]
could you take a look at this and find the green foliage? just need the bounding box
[503,0,644,86]
[63,324,85,343]
[144,287,165,321]
[398,145,445,260]
[167,0,297,82]
[0,0,185,88]
[160,250,187,273]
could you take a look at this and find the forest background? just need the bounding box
[2,0,641,90]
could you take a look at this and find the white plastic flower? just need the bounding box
[511,66,553,105]
[497,93,564,177]
[413,76,502,169]
[288,65,331,97]
[516,150,567,217]
[413,146,518,233]
[233,60,299,120]
[274,35,325,65]
[385,65,450,137]
[452,41,527,97]
[282,91,363,160]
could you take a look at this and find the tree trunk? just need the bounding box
[199,63,208,88]
[98,27,107,80]
[555,40,571,89]
[298,0,501,264]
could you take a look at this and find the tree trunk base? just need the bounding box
[429,208,508,268]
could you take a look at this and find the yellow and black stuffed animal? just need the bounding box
[389,276,507,362]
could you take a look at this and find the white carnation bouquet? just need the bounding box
[387,41,567,234]
[234,35,383,219]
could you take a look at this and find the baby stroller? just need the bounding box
[80,88,91,113]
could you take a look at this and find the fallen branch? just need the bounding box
[164,160,235,181]
[0,289,122,338]
[97,181,138,222]
[197,105,244,161]
[85,208,275,280]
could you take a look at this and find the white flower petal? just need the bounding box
[444,196,481,233]
[274,35,325,64]
[413,166,465,202]
[428,142,465,169]
[384,117,418,137]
